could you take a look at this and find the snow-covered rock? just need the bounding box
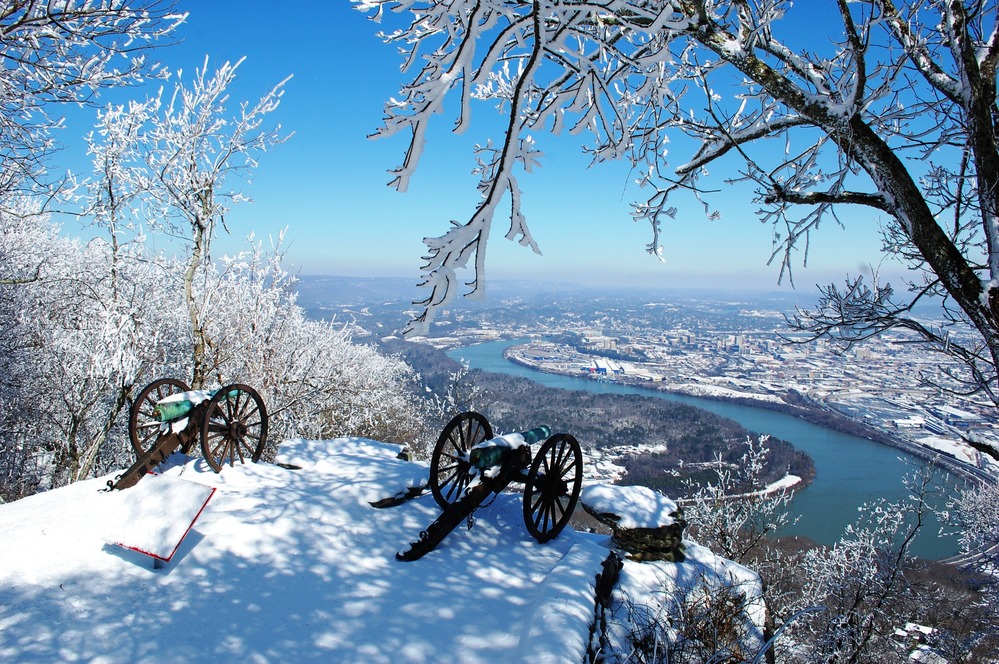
[581,483,687,562]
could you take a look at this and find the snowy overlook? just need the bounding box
[0,438,762,663]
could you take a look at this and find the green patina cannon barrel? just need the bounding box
[153,390,239,422]
[469,425,551,469]
[151,390,215,422]
[151,388,242,422]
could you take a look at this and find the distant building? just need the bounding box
[930,405,982,427]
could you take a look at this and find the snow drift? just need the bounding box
[0,437,762,662]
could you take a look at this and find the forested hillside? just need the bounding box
[381,339,814,496]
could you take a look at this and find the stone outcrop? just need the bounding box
[580,483,687,562]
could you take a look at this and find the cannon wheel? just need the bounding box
[523,433,582,543]
[430,411,493,509]
[200,383,268,473]
[128,378,191,457]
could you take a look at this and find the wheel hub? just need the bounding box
[229,421,248,439]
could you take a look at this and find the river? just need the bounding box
[447,339,960,559]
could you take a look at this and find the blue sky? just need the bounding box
[63,2,900,295]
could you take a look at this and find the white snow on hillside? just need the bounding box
[0,438,762,663]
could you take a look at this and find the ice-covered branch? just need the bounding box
[360,0,999,401]
[404,1,549,335]
[0,1,186,199]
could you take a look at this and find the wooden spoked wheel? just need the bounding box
[523,433,582,543]
[200,384,268,473]
[128,378,191,457]
[430,411,493,509]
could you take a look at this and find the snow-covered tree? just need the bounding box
[0,203,187,495]
[357,0,999,441]
[0,200,57,498]
[775,468,948,662]
[683,436,797,564]
[0,0,185,200]
[88,57,291,388]
[948,478,999,649]
[194,235,426,447]
[679,436,796,663]
[673,442,986,662]
[0,209,428,496]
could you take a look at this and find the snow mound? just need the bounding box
[581,483,679,528]
[0,438,609,663]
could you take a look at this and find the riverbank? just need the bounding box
[450,338,962,558]
[503,345,994,486]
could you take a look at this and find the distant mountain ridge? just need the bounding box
[293,274,814,310]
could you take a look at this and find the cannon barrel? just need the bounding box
[468,426,551,469]
[151,388,241,422]
[152,389,215,422]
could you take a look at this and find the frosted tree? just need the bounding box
[778,469,941,663]
[0,200,56,498]
[948,479,999,651]
[680,436,796,663]
[681,459,952,662]
[683,436,797,564]
[192,234,426,448]
[0,0,185,201]
[0,204,186,493]
[0,210,426,494]
[94,57,291,388]
[357,0,999,444]
[83,99,157,297]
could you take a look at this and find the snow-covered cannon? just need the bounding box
[397,411,583,561]
[107,378,268,491]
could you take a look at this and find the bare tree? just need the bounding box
[0,0,185,201]
[358,0,999,450]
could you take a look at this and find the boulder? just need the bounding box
[580,483,687,562]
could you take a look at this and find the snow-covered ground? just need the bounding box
[0,438,761,663]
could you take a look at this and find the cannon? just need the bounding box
[107,378,269,491]
[397,411,583,561]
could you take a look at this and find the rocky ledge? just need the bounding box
[580,483,687,562]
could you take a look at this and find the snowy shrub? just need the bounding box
[946,479,999,655]
[774,469,940,662]
[626,577,762,663]
[0,205,188,495]
[682,435,798,564]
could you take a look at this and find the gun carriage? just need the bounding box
[397,411,583,561]
[108,378,268,491]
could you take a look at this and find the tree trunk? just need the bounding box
[185,216,210,390]
[74,384,132,481]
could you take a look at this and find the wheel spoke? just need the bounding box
[198,384,268,472]
[445,472,469,502]
[524,433,582,543]
[128,378,190,457]
[429,412,491,509]
[209,436,227,459]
